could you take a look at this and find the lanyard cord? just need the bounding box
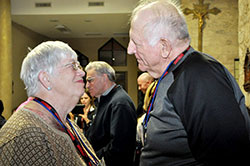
[143,60,174,129]
[33,97,98,166]
[67,119,99,165]
[143,46,190,129]
[33,97,66,130]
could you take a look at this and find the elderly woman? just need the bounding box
[0,41,100,166]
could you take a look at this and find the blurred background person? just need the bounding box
[70,89,97,133]
[136,72,154,118]
[78,89,96,133]
[0,41,100,166]
[134,72,154,166]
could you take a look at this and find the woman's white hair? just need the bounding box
[20,41,77,97]
[130,0,190,46]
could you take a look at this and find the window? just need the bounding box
[98,38,127,66]
[75,50,89,67]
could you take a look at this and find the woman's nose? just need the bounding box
[78,69,85,77]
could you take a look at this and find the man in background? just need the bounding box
[135,72,154,166]
[136,72,154,118]
[85,61,137,166]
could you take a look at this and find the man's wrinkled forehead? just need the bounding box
[131,9,156,34]
[133,6,152,22]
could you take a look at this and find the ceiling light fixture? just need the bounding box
[54,25,71,34]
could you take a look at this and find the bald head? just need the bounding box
[137,72,154,94]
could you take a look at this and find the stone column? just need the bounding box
[0,0,12,119]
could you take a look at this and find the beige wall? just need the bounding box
[59,37,139,106]
[12,22,49,111]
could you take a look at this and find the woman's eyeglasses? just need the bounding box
[64,61,83,71]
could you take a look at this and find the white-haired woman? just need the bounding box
[0,41,100,166]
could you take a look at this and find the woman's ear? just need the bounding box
[38,71,51,91]
[160,38,172,59]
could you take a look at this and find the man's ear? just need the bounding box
[160,38,172,59]
[38,71,51,90]
[103,73,109,81]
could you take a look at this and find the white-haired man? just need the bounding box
[128,0,250,165]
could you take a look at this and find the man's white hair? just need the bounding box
[130,0,190,46]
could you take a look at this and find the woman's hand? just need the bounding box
[79,113,90,124]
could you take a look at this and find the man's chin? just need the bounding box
[138,64,147,72]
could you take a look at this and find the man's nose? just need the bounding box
[127,41,135,55]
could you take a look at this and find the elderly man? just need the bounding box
[128,0,250,165]
[135,73,155,166]
[136,72,154,117]
[85,61,137,166]
[137,72,154,94]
